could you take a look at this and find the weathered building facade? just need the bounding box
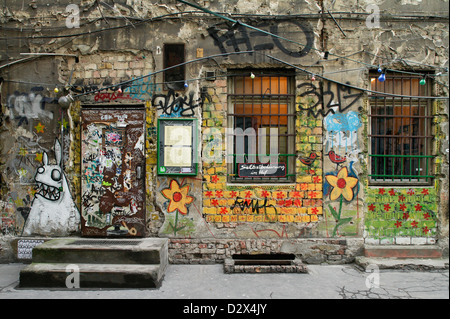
[1,0,448,264]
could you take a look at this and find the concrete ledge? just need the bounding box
[355,256,449,271]
[32,238,169,265]
[364,245,443,259]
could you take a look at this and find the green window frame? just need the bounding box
[368,72,435,185]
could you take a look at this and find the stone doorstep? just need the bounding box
[364,245,444,259]
[18,238,169,289]
[223,258,308,274]
[19,263,165,289]
[32,238,169,265]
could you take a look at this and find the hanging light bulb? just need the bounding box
[311,74,316,81]
[54,87,59,93]
[419,77,426,86]
[377,67,383,73]
[250,72,255,79]
[184,81,189,88]
[378,72,386,82]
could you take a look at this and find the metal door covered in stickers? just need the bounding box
[81,107,146,237]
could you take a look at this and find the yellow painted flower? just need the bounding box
[325,167,358,201]
[161,179,194,215]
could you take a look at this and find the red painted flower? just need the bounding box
[261,190,270,198]
[398,195,405,202]
[422,226,430,234]
[205,191,213,198]
[230,191,238,198]
[407,189,415,196]
[414,204,422,211]
[308,191,317,198]
[311,207,319,215]
[399,203,407,211]
[402,212,409,220]
[411,220,418,228]
[368,204,376,211]
[378,188,385,195]
[276,192,285,199]
[423,213,431,220]
[219,207,228,215]
[294,199,302,207]
[211,199,219,206]
[313,176,321,183]
[244,191,252,198]
[285,199,293,207]
[384,204,391,212]
[215,190,223,198]
[421,189,429,195]
[291,191,302,198]
[389,188,396,196]
[211,175,219,183]
[394,220,402,228]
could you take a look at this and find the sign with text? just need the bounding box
[238,163,286,178]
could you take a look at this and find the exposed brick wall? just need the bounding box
[168,238,361,265]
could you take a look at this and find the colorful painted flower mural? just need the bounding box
[325,167,358,201]
[162,179,194,215]
[161,179,194,235]
[325,166,359,237]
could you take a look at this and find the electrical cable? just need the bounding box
[174,0,449,78]
[266,55,448,100]
[1,4,447,77]
[1,1,448,91]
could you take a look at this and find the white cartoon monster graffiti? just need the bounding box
[23,139,80,236]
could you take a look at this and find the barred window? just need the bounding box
[227,70,295,183]
[369,72,435,185]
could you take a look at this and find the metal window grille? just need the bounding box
[368,72,435,185]
[227,71,296,183]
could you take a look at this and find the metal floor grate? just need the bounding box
[69,240,142,246]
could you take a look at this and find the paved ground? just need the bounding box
[0,263,448,300]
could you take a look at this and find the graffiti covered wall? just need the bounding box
[0,0,448,263]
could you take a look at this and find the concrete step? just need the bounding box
[19,238,169,288]
[32,238,168,265]
[364,245,443,259]
[355,256,449,271]
[19,263,165,288]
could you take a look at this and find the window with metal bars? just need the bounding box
[227,70,296,183]
[369,72,435,185]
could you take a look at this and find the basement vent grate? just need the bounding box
[232,254,295,265]
[69,240,142,246]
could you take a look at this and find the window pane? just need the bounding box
[228,72,294,182]
[369,73,434,185]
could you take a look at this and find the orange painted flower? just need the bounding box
[325,167,358,201]
[161,180,194,215]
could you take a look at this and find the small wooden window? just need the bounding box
[164,44,185,90]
